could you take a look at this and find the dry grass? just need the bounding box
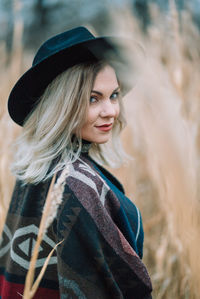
[1,1,200,298]
[109,3,200,298]
[23,172,66,299]
[0,1,24,234]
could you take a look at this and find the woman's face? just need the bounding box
[81,65,120,144]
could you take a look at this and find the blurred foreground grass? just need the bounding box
[1,2,200,298]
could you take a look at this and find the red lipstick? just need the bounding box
[95,123,113,132]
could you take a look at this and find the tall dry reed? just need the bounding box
[0,0,24,234]
[109,2,200,298]
[23,167,68,298]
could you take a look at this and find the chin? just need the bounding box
[82,133,111,144]
[96,140,109,144]
[94,137,110,144]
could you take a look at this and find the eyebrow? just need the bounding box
[91,86,120,96]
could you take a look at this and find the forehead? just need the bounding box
[93,65,119,91]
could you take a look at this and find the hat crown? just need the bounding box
[33,26,95,66]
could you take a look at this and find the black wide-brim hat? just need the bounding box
[8,26,126,126]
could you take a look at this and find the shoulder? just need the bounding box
[66,157,110,199]
[55,157,113,237]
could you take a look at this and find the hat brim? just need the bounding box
[8,36,123,126]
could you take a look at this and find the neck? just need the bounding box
[71,137,92,154]
[80,139,92,153]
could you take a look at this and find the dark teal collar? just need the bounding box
[71,138,91,154]
[80,140,92,153]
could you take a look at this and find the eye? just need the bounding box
[110,92,120,100]
[90,96,98,104]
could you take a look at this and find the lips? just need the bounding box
[97,123,112,127]
[95,123,113,132]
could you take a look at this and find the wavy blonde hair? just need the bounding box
[11,60,127,184]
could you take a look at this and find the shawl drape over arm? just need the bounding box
[54,157,152,298]
[0,153,152,298]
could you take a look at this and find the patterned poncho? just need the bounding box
[0,149,152,298]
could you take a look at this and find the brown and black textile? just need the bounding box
[0,152,152,298]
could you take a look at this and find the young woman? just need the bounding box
[0,27,152,298]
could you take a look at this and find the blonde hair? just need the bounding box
[11,61,127,184]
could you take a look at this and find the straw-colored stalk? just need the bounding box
[22,174,56,298]
[0,0,24,234]
[23,166,69,298]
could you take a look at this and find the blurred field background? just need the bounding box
[1,0,200,298]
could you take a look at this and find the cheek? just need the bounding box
[85,107,98,125]
[115,103,120,118]
[81,108,97,131]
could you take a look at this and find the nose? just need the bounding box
[99,99,117,118]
